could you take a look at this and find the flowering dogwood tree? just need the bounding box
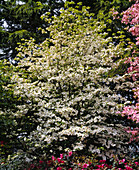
[1,2,138,164]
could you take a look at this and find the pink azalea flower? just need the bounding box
[119,159,125,164]
[136,40,139,45]
[83,163,89,168]
[60,154,63,159]
[30,164,35,168]
[57,167,62,170]
[96,165,103,168]
[39,160,44,164]
[125,166,133,170]
[135,162,139,165]
[68,151,72,157]
[99,160,106,163]
[52,156,56,161]
[57,158,61,163]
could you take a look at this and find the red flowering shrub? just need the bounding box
[21,152,139,170]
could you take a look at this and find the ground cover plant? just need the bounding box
[0,1,138,169]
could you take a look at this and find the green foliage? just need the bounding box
[0,60,39,160]
[0,0,64,59]
[66,0,135,53]
[67,0,132,17]
[0,0,133,60]
[0,61,14,108]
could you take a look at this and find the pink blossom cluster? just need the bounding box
[133,87,139,101]
[121,104,139,123]
[123,57,139,125]
[111,8,119,20]
[112,0,139,45]
[124,57,139,81]
[121,0,139,45]
[125,127,139,142]
[122,3,139,25]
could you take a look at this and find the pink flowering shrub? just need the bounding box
[122,55,139,125]
[122,0,139,45]
[111,0,139,145]
[121,99,139,123]
[121,1,139,142]
[111,10,119,20]
[122,55,139,137]
[125,127,139,142]
[112,0,139,45]
[121,105,139,123]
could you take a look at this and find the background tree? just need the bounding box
[67,0,133,36]
[0,0,134,61]
[0,0,65,60]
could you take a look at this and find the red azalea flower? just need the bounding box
[60,154,63,159]
[125,166,133,170]
[99,160,106,163]
[82,163,89,168]
[57,158,61,163]
[105,164,112,168]
[68,151,72,157]
[135,162,139,166]
[47,160,52,166]
[96,165,102,168]
[88,161,92,165]
[39,160,44,164]
[0,141,4,147]
[30,164,35,168]
[52,156,56,161]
